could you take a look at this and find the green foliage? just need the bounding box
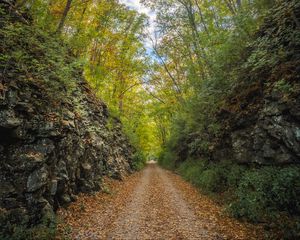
[226,164,247,189]
[229,166,300,223]
[155,3,300,237]
[143,0,277,155]
[177,159,245,193]
[173,158,300,238]
[0,209,57,240]
[24,226,55,240]
[150,0,300,173]
[177,159,206,182]
[196,168,224,193]
[4,1,156,163]
[273,79,294,94]
[0,9,78,97]
[2,0,300,237]
[272,168,300,213]
[158,150,177,170]
[229,167,275,222]
[132,150,147,170]
[8,224,56,240]
[102,186,112,195]
[180,160,231,193]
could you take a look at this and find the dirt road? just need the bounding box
[58,163,264,240]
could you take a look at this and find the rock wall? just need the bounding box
[214,88,300,165]
[0,76,133,229]
[211,1,300,165]
[0,2,133,233]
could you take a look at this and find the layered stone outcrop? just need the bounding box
[214,87,300,165]
[0,76,133,229]
[195,1,300,166]
[213,0,300,165]
[0,1,133,234]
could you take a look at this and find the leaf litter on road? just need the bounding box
[57,164,264,240]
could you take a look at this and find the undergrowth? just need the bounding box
[158,1,300,238]
[0,211,57,240]
[131,150,147,170]
[159,154,300,239]
[0,6,80,99]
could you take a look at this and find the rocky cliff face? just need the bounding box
[0,76,134,231]
[179,1,300,167]
[0,2,133,235]
[214,85,300,165]
[212,1,300,165]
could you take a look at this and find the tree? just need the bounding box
[56,0,72,33]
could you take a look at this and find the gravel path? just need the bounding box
[57,163,264,240]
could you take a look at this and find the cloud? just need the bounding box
[120,0,156,51]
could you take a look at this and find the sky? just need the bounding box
[119,0,156,52]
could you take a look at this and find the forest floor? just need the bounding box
[57,163,265,240]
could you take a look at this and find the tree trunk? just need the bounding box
[195,0,210,36]
[56,0,72,33]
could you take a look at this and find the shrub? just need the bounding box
[174,158,300,229]
[0,213,56,240]
[158,150,177,170]
[226,164,247,189]
[196,167,224,193]
[0,9,78,99]
[178,159,206,183]
[229,167,277,222]
[132,150,147,170]
[229,166,300,223]
[194,161,244,193]
[177,159,232,193]
[271,167,300,215]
